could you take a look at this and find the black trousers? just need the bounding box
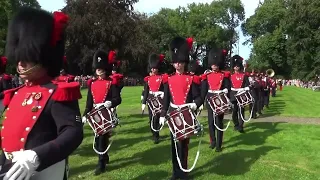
[271,88,276,97]
[207,105,224,148]
[95,134,110,167]
[168,106,189,179]
[148,106,160,139]
[170,135,189,179]
[232,101,244,130]
[249,96,258,118]
[263,90,270,106]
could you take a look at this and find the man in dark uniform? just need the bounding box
[229,55,250,133]
[248,72,260,119]
[55,56,75,83]
[188,60,204,114]
[82,49,122,175]
[201,48,230,151]
[159,37,202,180]
[142,53,166,144]
[262,74,271,108]
[270,77,277,97]
[1,8,83,180]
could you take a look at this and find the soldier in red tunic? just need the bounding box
[201,48,230,152]
[82,49,122,175]
[141,53,166,144]
[0,8,83,180]
[55,56,75,83]
[230,55,250,133]
[160,37,202,180]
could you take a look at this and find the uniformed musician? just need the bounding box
[1,8,83,180]
[82,49,122,175]
[201,48,230,152]
[142,53,166,144]
[55,56,75,83]
[159,37,202,180]
[188,60,204,114]
[230,55,250,133]
[248,72,260,119]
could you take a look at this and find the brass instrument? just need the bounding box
[266,69,275,77]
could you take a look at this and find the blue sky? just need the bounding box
[38,0,259,60]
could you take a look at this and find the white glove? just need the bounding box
[245,87,250,91]
[141,96,143,101]
[93,103,104,108]
[189,103,197,111]
[223,88,228,93]
[4,150,40,180]
[157,92,164,99]
[159,117,166,126]
[82,116,87,123]
[199,104,204,111]
[141,104,146,111]
[103,101,112,108]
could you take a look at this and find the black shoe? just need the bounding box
[233,126,239,131]
[170,176,177,180]
[209,142,216,149]
[154,137,160,144]
[215,147,222,152]
[238,129,245,133]
[94,165,106,175]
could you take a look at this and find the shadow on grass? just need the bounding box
[192,146,280,177]
[224,122,284,148]
[132,170,170,180]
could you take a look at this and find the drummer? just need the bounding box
[159,37,202,180]
[82,49,122,175]
[141,53,166,144]
[230,55,250,133]
[201,48,230,152]
[188,60,204,114]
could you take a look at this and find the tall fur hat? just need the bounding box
[188,60,200,73]
[169,37,193,63]
[231,55,244,70]
[5,7,68,77]
[208,48,227,70]
[92,49,113,73]
[148,53,165,69]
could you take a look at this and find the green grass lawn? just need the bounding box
[69,86,320,180]
[264,86,320,118]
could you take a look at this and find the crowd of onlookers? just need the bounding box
[73,75,143,88]
[281,79,320,91]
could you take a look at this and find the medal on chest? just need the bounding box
[21,92,42,112]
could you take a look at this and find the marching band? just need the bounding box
[0,7,280,180]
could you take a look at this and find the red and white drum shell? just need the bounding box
[167,106,202,141]
[234,90,254,107]
[146,94,163,117]
[207,92,231,115]
[86,106,118,136]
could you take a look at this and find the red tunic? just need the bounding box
[203,72,225,90]
[230,73,245,88]
[144,75,163,92]
[1,81,81,152]
[90,79,112,104]
[168,74,199,105]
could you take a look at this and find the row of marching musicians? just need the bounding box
[139,37,255,180]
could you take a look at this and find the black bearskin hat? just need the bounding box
[188,60,200,73]
[92,49,113,73]
[208,48,227,70]
[148,53,165,69]
[5,8,68,78]
[169,37,193,63]
[231,55,244,70]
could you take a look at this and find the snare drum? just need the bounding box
[166,106,202,141]
[146,95,163,117]
[207,92,231,115]
[235,90,254,107]
[86,105,119,136]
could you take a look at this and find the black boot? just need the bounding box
[209,141,216,149]
[94,161,106,175]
